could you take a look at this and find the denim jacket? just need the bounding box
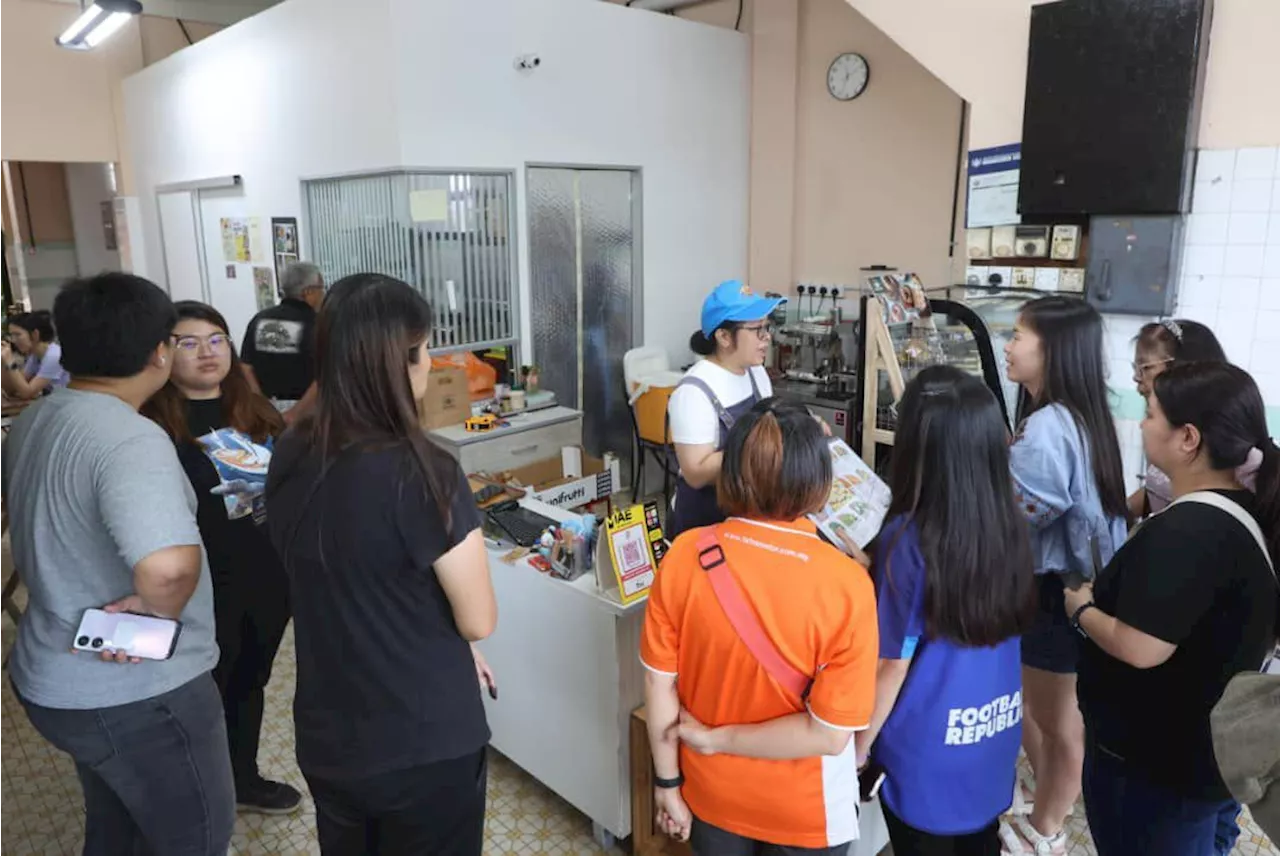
[1010,403,1128,578]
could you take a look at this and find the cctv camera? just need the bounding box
[515,54,541,71]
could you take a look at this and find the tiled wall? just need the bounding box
[1101,145,1280,487]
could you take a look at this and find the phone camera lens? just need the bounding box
[90,637,104,649]
[77,635,90,647]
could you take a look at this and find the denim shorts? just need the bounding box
[1021,573,1080,674]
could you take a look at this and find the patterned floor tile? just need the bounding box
[1,532,1275,855]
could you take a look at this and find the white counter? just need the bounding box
[477,499,888,852]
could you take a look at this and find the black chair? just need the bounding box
[625,381,678,507]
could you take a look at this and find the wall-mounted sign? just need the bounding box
[966,143,1021,229]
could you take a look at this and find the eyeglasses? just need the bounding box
[1131,357,1172,377]
[739,323,775,341]
[171,333,231,354]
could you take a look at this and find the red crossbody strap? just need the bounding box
[696,528,812,700]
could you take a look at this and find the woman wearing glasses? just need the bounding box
[142,301,301,816]
[665,280,782,539]
[1128,319,1254,520]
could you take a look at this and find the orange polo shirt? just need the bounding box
[640,517,878,848]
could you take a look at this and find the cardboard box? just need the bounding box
[420,367,470,429]
[499,447,621,510]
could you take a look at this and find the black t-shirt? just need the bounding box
[177,398,284,589]
[1078,490,1277,800]
[240,299,315,401]
[264,433,488,779]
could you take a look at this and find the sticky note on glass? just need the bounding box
[409,189,449,222]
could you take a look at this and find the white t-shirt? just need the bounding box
[668,361,772,447]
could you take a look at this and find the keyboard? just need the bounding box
[486,502,558,547]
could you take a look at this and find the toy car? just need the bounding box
[465,414,501,433]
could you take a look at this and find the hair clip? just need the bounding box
[1160,318,1184,342]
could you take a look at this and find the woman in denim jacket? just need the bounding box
[1001,297,1130,856]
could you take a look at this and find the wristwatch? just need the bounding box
[1070,602,1098,638]
[653,773,684,789]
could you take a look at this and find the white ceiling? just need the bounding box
[30,0,284,26]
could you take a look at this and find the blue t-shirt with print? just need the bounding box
[872,516,1023,835]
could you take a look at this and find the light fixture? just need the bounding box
[56,0,142,51]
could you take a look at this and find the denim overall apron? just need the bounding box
[665,370,763,541]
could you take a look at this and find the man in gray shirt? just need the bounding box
[3,273,234,854]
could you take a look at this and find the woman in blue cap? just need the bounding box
[665,280,783,540]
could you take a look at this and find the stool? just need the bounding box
[631,706,694,856]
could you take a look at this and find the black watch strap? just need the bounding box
[653,773,684,789]
[1071,602,1098,637]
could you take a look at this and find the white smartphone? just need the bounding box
[73,609,182,661]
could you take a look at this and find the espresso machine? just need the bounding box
[769,285,859,442]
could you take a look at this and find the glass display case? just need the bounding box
[856,292,1019,469]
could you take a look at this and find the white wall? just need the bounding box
[123,0,751,364]
[65,163,122,276]
[123,0,404,342]
[389,0,749,362]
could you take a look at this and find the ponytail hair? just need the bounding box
[1153,362,1280,564]
[689,330,716,356]
[689,321,742,357]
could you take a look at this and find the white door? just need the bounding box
[195,186,267,345]
[156,190,205,303]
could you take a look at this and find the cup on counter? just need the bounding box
[509,389,526,412]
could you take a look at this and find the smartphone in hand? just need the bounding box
[73,609,182,661]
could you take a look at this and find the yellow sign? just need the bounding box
[604,504,658,604]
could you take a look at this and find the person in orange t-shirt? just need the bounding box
[641,398,878,854]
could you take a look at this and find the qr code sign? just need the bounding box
[622,540,644,569]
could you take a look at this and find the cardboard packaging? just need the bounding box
[420,367,470,429]
[498,447,621,510]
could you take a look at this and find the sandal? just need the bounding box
[999,817,1067,856]
[1010,770,1035,816]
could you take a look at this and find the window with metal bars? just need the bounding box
[302,170,518,354]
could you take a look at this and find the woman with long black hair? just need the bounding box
[142,301,300,815]
[266,273,497,855]
[1001,297,1130,856]
[1067,362,1278,855]
[855,366,1035,856]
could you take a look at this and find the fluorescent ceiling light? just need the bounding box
[56,0,142,50]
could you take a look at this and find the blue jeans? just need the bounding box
[1083,741,1237,856]
[18,673,235,856]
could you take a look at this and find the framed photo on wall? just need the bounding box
[271,217,300,297]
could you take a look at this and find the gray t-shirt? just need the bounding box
[2,389,218,709]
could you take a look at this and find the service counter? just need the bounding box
[476,498,889,853]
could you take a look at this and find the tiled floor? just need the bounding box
[2,557,1276,855]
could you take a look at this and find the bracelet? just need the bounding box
[653,773,684,789]
[1070,602,1098,638]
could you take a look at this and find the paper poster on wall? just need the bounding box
[966,143,1022,229]
[252,266,276,311]
[271,217,300,288]
[220,217,252,263]
[409,189,449,223]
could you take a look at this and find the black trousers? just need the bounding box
[304,750,488,856]
[211,569,290,788]
[882,802,1000,856]
[690,818,850,856]
[18,674,235,856]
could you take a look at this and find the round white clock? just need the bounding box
[827,52,869,101]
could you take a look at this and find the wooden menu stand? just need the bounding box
[860,304,907,463]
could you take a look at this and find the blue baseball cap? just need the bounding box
[700,280,785,338]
